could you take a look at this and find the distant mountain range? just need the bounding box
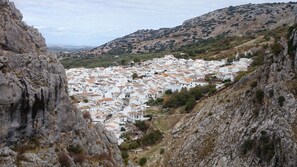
[48,45,94,53]
[79,2,297,56]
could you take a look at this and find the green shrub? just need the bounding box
[160,148,165,154]
[138,157,147,166]
[67,145,84,154]
[251,50,264,67]
[255,89,264,104]
[83,99,89,103]
[185,97,196,112]
[134,120,150,132]
[278,96,285,106]
[121,151,129,160]
[271,42,283,55]
[129,141,140,150]
[165,89,173,95]
[256,133,275,162]
[140,130,163,146]
[242,138,254,155]
[132,73,138,79]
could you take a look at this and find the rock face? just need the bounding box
[82,2,297,56]
[0,1,122,166]
[156,25,297,166]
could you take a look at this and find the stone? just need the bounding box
[0,1,123,166]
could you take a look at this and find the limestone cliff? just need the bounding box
[0,1,122,166]
[155,24,297,166]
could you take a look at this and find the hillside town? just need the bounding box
[66,55,252,142]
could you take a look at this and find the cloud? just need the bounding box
[11,0,293,46]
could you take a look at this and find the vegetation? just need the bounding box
[177,35,255,60]
[278,96,285,107]
[121,151,129,160]
[162,85,217,109]
[67,144,84,154]
[287,24,297,57]
[145,98,163,106]
[83,99,89,103]
[160,148,165,154]
[138,157,147,166]
[271,42,283,55]
[242,138,254,155]
[134,120,150,132]
[256,131,275,162]
[140,130,163,146]
[61,52,167,69]
[165,89,173,95]
[185,97,196,112]
[132,73,138,79]
[255,89,264,104]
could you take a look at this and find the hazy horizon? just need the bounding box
[12,0,293,47]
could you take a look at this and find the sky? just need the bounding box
[12,0,293,46]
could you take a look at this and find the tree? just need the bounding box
[165,89,173,95]
[132,73,138,79]
[255,89,264,104]
[185,97,196,112]
[138,157,147,166]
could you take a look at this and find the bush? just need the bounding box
[134,120,150,132]
[83,99,89,103]
[278,96,285,107]
[255,89,264,104]
[129,141,140,150]
[185,97,196,112]
[138,157,147,166]
[67,145,84,154]
[140,130,163,146]
[160,148,165,154]
[251,49,264,67]
[120,127,126,131]
[271,42,283,55]
[165,89,173,95]
[132,73,138,79]
[242,138,254,155]
[121,151,129,160]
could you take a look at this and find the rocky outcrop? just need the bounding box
[0,1,122,166]
[81,2,297,56]
[156,24,297,166]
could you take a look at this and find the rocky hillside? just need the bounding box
[83,2,297,56]
[0,1,122,166]
[150,23,297,166]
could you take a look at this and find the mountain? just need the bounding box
[82,2,297,56]
[0,1,122,166]
[147,23,297,166]
[48,45,94,53]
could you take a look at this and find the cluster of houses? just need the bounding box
[66,55,252,142]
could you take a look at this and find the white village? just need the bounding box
[66,55,252,143]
